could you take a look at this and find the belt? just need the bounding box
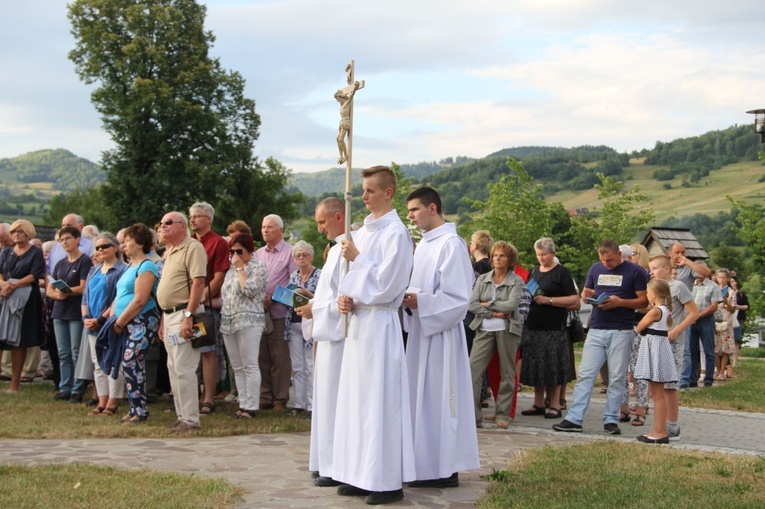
[644,328,668,337]
[162,302,189,315]
[355,305,398,311]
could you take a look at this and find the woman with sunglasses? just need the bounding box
[284,240,320,418]
[81,233,127,416]
[46,226,93,402]
[220,233,268,418]
[0,220,45,394]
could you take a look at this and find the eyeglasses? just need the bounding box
[161,219,182,226]
[59,236,75,242]
[229,249,244,255]
[294,252,311,258]
[95,244,114,251]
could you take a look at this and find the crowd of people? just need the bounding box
[0,165,752,504]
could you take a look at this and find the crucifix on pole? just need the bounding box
[335,60,364,336]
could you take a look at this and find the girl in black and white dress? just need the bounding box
[634,278,676,444]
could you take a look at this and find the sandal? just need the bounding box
[521,405,546,416]
[619,410,631,423]
[123,415,148,425]
[496,419,510,429]
[88,406,105,416]
[543,397,551,409]
[200,402,216,415]
[544,408,562,419]
[631,414,646,426]
[100,406,119,417]
[236,409,258,419]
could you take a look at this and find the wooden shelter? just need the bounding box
[640,227,709,260]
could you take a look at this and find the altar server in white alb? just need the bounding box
[302,197,347,487]
[334,165,415,505]
[402,186,480,488]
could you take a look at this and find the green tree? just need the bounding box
[464,158,556,268]
[68,0,298,229]
[43,187,116,229]
[729,197,765,266]
[557,174,654,284]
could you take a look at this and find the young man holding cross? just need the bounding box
[334,165,415,505]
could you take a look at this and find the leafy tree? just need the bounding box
[557,174,654,284]
[463,158,556,268]
[729,197,765,266]
[43,187,116,229]
[710,244,744,275]
[68,0,298,230]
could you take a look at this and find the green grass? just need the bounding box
[740,346,765,359]
[479,441,765,509]
[0,464,243,509]
[679,359,765,412]
[0,381,310,439]
[548,159,765,222]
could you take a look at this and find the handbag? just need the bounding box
[191,309,217,348]
[568,310,585,343]
[715,320,729,333]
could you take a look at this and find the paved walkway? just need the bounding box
[1,389,764,508]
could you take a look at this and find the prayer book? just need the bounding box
[46,275,72,293]
[586,293,610,306]
[273,284,310,308]
[526,279,544,297]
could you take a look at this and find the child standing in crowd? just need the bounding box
[633,279,676,444]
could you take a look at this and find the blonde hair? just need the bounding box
[647,279,673,328]
[10,219,36,238]
[630,244,649,270]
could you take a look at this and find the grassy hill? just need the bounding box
[549,158,765,223]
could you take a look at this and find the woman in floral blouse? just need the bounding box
[220,233,268,419]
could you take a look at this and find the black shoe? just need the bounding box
[408,472,459,488]
[69,393,84,403]
[636,434,669,444]
[314,476,343,487]
[53,392,71,401]
[604,423,621,435]
[311,471,319,478]
[521,405,546,416]
[337,485,372,497]
[366,489,404,505]
[553,419,582,432]
[85,397,99,407]
[703,382,713,387]
[689,382,698,388]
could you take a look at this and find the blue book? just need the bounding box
[586,293,610,306]
[526,279,544,297]
[273,285,310,308]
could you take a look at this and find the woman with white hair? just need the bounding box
[284,240,321,418]
[519,238,579,419]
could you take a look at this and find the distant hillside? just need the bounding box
[0,149,104,191]
[289,157,472,196]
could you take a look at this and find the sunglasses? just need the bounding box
[229,249,244,255]
[161,219,182,226]
[95,244,114,251]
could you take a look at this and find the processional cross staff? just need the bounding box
[335,60,364,336]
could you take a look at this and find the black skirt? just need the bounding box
[519,328,574,387]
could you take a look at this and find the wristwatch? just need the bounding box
[183,310,193,318]
[549,297,554,305]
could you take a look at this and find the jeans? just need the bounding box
[53,319,87,395]
[684,315,715,386]
[565,328,633,426]
[222,324,264,412]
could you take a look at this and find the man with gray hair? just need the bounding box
[254,214,298,411]
[48,214,94,273]
[157,211,208,433]
[0,223,12,250]
[189,201,230,414]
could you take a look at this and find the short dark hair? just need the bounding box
[406,186,442,215]
[598,239,620,255]
[124,223,154,254]
[230,233,255,254]
[58,226,81,240]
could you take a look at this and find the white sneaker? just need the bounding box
[667,427,680,441]
[224,393,238,402]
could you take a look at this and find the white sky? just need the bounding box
[1,0,763,173]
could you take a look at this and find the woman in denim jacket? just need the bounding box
[468,241,525,429]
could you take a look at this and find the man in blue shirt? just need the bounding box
[554,239,648,435]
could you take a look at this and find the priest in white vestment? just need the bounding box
[334,166,415,505]
[304,198,347,486]
[403,186,480,488]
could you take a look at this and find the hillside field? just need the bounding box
[548,159,765,223]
